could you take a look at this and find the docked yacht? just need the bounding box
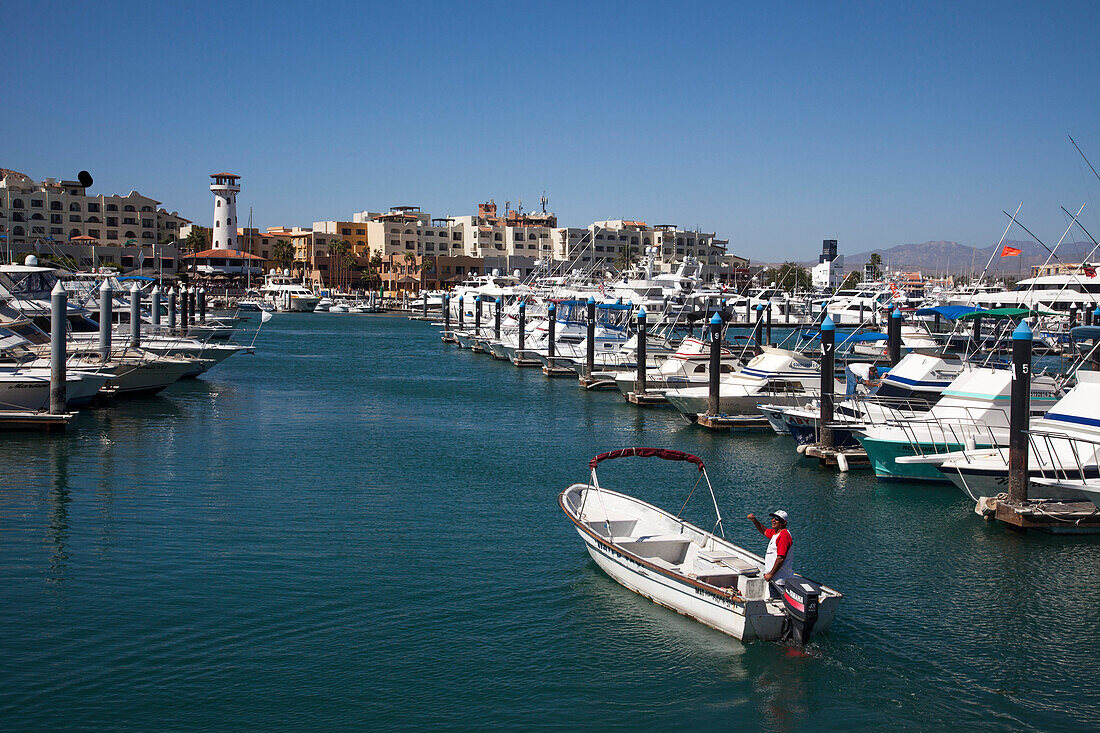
[663,347,836,422]
[858,367,1064,482]
[612,336,739,396]
[935,371,1100,500]
[259,270,320,312]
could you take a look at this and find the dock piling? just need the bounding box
[634,307,647,395]
[457,295,464,332]
[888,306,902,365]
[517,300,526,354]
[198,287,206,324]
[820,316,836,450]
[98,278,113,362]
[130,283,141,348]
[151,285,161,328]
[585,297,596,380]
[494,297,501,339]
[547,302,556,359]
[442,294,451,341]
[168,288,177,333]
[766,303,772,346]
[189,287,197,326]
[50,281,67,414]
[1008,321,1032,503]
[707,313,722,416]
[474,295,481,336]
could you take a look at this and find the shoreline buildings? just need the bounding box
[0,168,189,272]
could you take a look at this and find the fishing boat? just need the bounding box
[559,448,842,644]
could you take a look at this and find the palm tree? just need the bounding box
[615,244,639,273]
[271,239,294,271]
[328,239,350,290]
[184,228,207,254]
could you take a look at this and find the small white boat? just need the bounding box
[560,448,841,644]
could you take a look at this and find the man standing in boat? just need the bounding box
[748,510,794,585]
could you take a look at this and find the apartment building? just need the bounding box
[0,168,188,268]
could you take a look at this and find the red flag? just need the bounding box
[1000,245,1022,257]
[1084,266,1096,278]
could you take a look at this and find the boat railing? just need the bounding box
[884,405,1009,461]
[1024,429,1100,482]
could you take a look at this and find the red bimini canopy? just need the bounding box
[589,447,705,472]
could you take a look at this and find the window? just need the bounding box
[107,230,117,239]
[69,202,81,211]
[121,256,134,267]
[50,227,62,234]
[515,233,525,241]
[11,212,23,222]
[217,200,221,207]
[643,238,651,245]
[142,219,152,228]
[30,212,43,220]
[125,231,136,238]
[88,229,100,238]
[405,242,413,249]
[69,215,81,222]
[124,205,136,212]
[106,204,117,212]
[86,215,100,223]
[425,243,435,251]
[11,199,23,208]
[31,199,43,208]
[50,201,61,211]
[676,237,683,246]
[87,203,100,212]
[494,233,502,241]
[69,228,79,237]
[453,233,461,240]
[142,232,153,239]
[124,217,137,225]
[107,217,117,226]
[342,228,351,235]
[631,236,639,245]
[356,229,364,235]
[141,206,152,212]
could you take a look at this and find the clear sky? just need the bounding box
[4,1,1099,261]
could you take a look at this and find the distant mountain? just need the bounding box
[804,240,1095,276]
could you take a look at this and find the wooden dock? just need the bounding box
[0,411,75,431]
[695,413,771,431]
[579,375,618,390]
[975,497,1100,535]
[626,391,668,406]
[800,444,871,471]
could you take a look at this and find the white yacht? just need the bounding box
[259,270,320,312]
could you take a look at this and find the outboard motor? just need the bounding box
[775,576,822,645]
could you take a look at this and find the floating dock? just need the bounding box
[799,444,871,472]
[0,411,75,431]
[695,413,770,431]
[626,391,668,406]
[975,497,1100,535]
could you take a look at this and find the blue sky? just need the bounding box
[4,1,1099,261]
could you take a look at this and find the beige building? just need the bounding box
[0,168,188,269]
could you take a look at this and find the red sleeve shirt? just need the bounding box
[764,528,792,556]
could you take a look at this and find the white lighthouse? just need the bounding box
[209,172,241,250]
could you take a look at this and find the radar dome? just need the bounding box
[24,255,38,266]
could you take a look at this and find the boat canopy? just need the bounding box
[1070,325,1100,342]
[956,307,1056,321]
[590,447,705,471]
[914,305,981,320]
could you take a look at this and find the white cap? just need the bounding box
[770,510,789,522]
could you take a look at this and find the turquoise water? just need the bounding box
[2,314,1098,731]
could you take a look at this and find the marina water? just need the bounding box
[2,314,1099,730]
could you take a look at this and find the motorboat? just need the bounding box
[858,367,1064,481]
[663,347,836,422]
[259,270,320,312]
[935,371,1100,500]
[612,336,739,396]
[560,447,841,644]
[315,297,333,312]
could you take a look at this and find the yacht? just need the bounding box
[259,270,320,312]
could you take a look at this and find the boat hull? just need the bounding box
[858,436,961,482]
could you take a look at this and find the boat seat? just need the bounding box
[584,518,638,538]
[697,550,760,576]
[617,536,693,565]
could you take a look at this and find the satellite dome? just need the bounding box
[24,255,38,267]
